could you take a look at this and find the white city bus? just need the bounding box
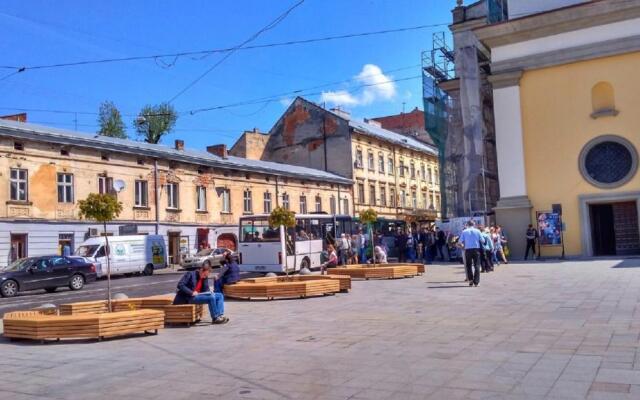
[237,214,355,273]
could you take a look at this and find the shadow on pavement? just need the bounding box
[612,259,640,268]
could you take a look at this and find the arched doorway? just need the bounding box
[217,233,237,251]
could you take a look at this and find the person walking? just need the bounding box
[406,230,417,263]
[436,227,447,261]
[336,233,348,265]
[459,220,483,287]
[396,230,408,263]
[496,226,509,264]
[356,229,367,265]
[524,224,538,260]
[480,227,494,272]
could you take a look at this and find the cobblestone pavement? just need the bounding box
[1,259,640,400]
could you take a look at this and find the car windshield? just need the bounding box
[195,249,214,257]
[1,258,34,272]
[75,245,100,257]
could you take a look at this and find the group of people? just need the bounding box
[172,250,240,325]
[457,220,510,287]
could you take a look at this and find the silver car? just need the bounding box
[181,248,233,269]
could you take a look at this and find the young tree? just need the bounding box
[359,208,378,266]
[78,193,123,311]
[269,206,296,277]
[134,103,178,144]
[97,101,127,139]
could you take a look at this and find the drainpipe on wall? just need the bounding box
[154,159,160,235]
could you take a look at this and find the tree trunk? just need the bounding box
[104,222,112,312]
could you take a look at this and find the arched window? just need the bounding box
[591,82,618,118]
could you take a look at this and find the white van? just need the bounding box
[74,235,167,278]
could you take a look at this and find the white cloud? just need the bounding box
[320,64,397,108]
[279,97,293,108]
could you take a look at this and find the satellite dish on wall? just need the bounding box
[113,179,126,193]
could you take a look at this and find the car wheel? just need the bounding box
[69,274,84,291]
[0,280,18,297]
[142,264,154,276]
[44,287,57,293]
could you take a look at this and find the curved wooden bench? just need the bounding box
[59,300,109,315]
[385,263,425,275]
[112,296,204,325]
[3,309,164,342]
[241,275,351,292]
[328,264,422,280]
[224,277,341,300]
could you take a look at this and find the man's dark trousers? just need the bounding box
[465,248,481,286]
[524,239,536,260]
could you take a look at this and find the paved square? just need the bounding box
[1,259,640,399]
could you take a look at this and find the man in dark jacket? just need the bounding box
[173,265,228,324]
[214,252,241,292]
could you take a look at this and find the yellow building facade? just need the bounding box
[0,119,352,266]
[476,0,640,257]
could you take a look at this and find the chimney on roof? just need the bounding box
[330,107,351,119]
[207,144,228,159]
[174,139,184,151]
[364,118,382,128]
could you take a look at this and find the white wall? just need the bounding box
[493,18,640,63]
[493,85,528,199]
[508,0,587,19]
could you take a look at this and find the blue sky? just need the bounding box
[1,0,453,149]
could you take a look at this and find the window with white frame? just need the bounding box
[357,183,365,204]
[10,168,27,201]
[134,180,148,207]
[411,191,417,209]
[243,189,252,213]
[315,195,322,212]
[299,195,307,214]
[329,196,336,214]
[196,186,207,211]
[355,150,363,168]
[399,160,405,177]
[378,154,385,173]
[388,158,394,175]
[263,192,272,213]
[282,193,290,210]
[428,168,433,184]
[421,164,426,181]
[400,190,406,208]
[380,185,386,206]
[342,198,349,215]
[221,189,231,213]
[57,173,73,203]
[421,191,427,209]
[390,188,396,207]
[367,152,374,170]
[369,185,376,206]
[410,162,416,179]
[97,175,114,195]
[166,182,179,209]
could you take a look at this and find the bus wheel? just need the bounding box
[142,264,154,276]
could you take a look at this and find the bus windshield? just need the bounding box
[240,219,280,243]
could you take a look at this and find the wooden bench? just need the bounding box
[112,296,204,325]
[241,274,351,292]
[328,264,422,280]
[3,309,164,343]
[385,263,426,275]
[59,300,109,315]
[224,277,341,300]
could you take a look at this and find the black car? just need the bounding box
[0,256,97,297]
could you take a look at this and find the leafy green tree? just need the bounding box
[134,103,178,144]
[97,101,127,139]
[269,206,296,276]
[78,193,123,311]
[359,208,378,266]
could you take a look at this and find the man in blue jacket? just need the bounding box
[173,264,228,324]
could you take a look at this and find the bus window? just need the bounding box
[239,219,281,243]
[308,219,321,240]
[295,219,310,241]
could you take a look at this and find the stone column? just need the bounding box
[489,71,532,260]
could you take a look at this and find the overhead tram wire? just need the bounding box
[1,22,446,75]
[167,0,305,103]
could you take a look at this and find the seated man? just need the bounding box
[214,252,240,293]
[373,245,388,264]
[173,264,228,324]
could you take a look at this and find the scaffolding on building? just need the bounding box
[423,28,500,219]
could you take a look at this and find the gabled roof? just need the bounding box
[0,119,352,184]
[294,97,437,155]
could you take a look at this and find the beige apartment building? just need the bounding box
[0,119,352,267]
[260,97,440,224]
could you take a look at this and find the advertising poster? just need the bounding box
[537,212,562,246]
